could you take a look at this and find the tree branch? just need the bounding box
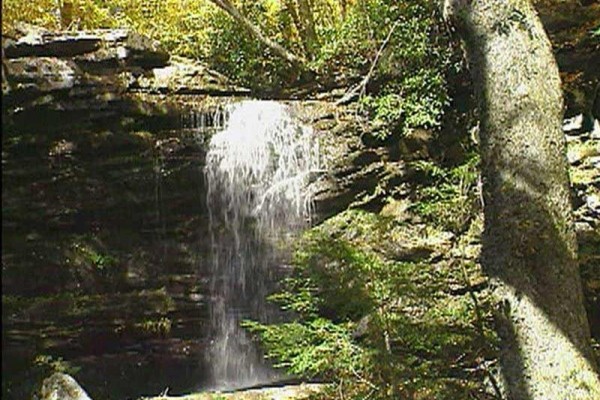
[209,0,306,66]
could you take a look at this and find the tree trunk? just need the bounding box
[282,0,309,56]
[209,0,305,66]
[339,0,348,19]
[443,0,600,398]
[59,1,74,29]
[296,0,319,59]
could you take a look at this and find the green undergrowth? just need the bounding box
[245,207,498,399]
[409,153,481,234]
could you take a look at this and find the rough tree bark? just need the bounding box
[442,0,600,398]
[209,0,306,66]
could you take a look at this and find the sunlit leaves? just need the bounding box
[246,208,496,398]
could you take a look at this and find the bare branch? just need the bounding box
[209,0,306,66]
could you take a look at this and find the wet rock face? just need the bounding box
[1,27,243,400]
[288,101,409,223]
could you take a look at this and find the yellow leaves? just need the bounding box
[262,0,282,17]
[3,0,60,31]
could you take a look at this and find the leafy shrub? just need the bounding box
[134,317,172,335]
[411,154,481,233]
[246,209,497,399]
[339,2,454,140]
[244,318,362,379]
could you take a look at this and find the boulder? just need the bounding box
[120,31,170,68]
[39,373,93,400]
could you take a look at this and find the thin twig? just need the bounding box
[349,363,379,391]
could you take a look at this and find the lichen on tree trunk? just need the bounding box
[443,0,600,398]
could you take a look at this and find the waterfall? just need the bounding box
[204,100,319,389]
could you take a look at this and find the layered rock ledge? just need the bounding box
[2,23,249,133]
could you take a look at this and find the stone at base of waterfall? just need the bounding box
[145,383,325,400]
[39,373,93,400]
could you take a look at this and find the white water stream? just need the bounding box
[204,100,319,389]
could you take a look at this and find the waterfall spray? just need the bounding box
[204,100,319,389]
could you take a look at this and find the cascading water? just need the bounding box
[204,100,319,390]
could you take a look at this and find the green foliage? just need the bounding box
[200,1,296,92]
[401,69,450,129]
[3,0,456,100]
[342,1,454,140]
[359,94,404,140]
[71,242,115,271]
[66,235,123,291]
[411,154,481,233]
[32,354,80,376]
[134,317,172,335]
[243,318,361,379]
[2,0,60,31]
[266,277,322,319]
[247,209,497,399]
